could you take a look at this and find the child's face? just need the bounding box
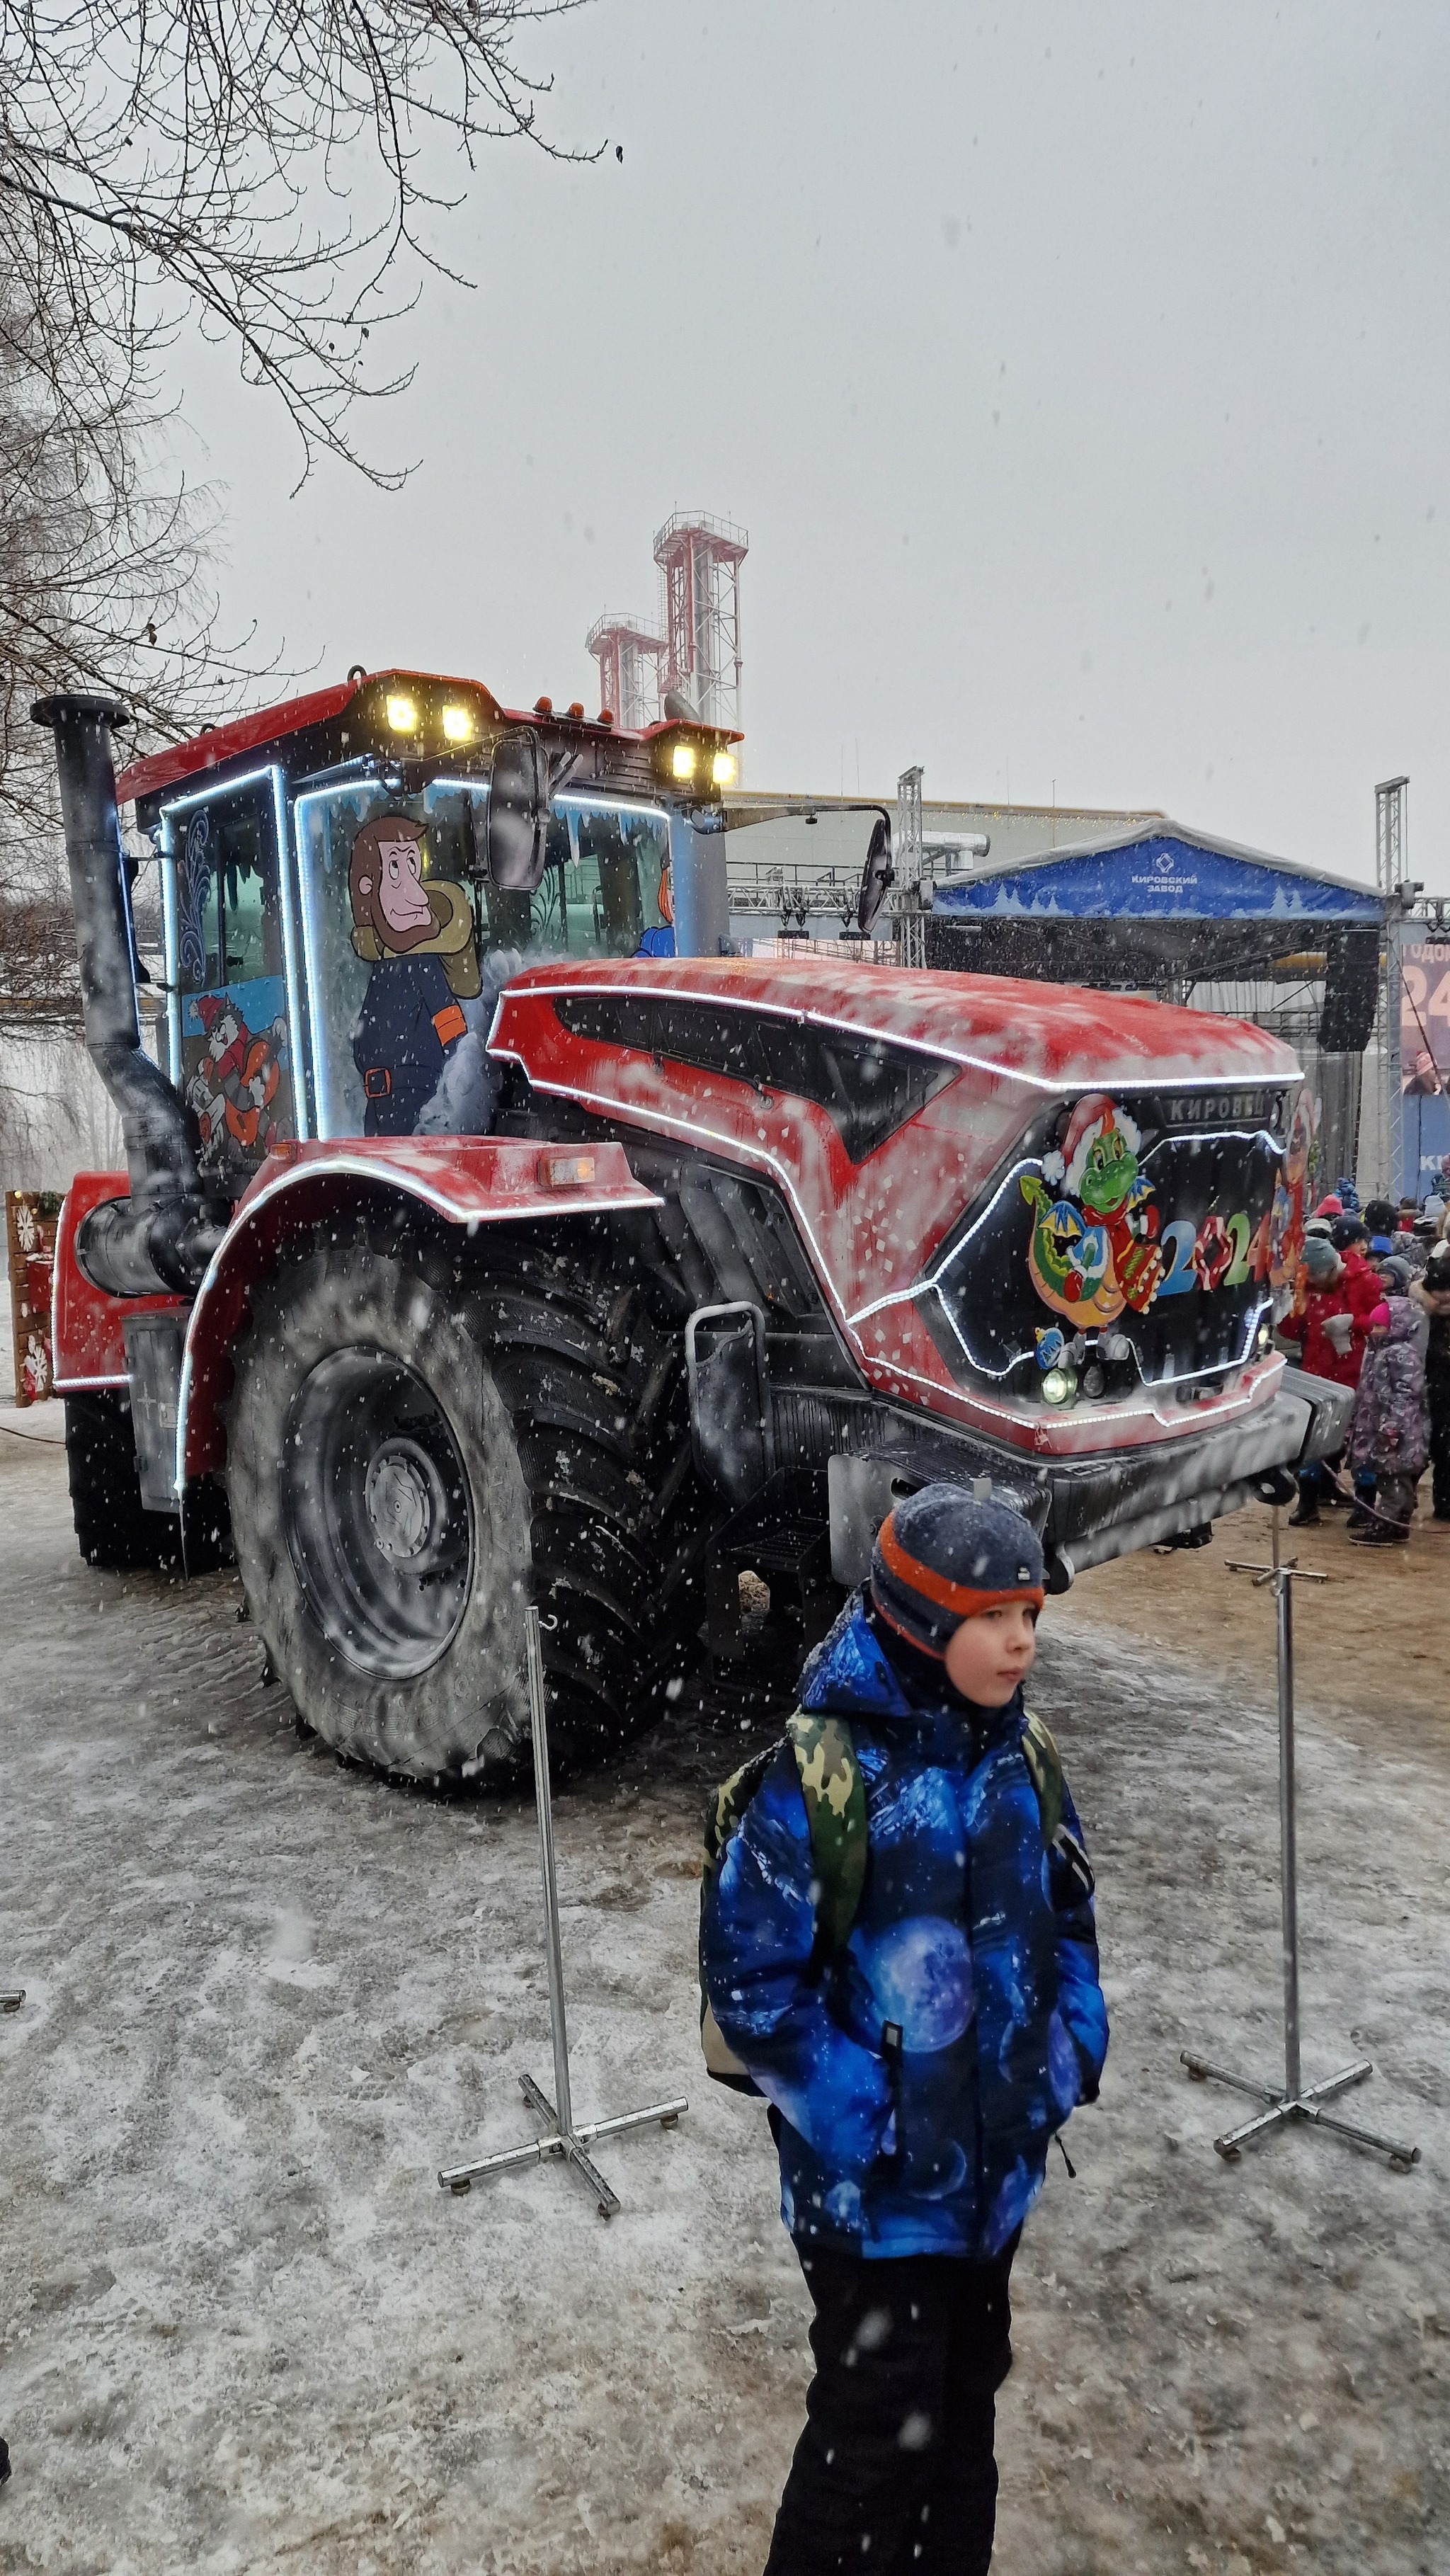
[943,1601,1039,1706]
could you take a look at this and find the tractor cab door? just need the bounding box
[157,774,304,1197]
[290,774,673,1142]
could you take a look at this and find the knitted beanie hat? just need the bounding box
[869,1485,1045,1660]
[1302,1236,1340,1282]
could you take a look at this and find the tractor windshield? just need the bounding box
[291,774,671,1140]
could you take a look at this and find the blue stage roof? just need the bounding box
[932,823,1382,925]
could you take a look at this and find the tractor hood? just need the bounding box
[491,952,1299,1093]
[487,957,1306,1459]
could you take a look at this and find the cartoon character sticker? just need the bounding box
[1268,1088,1313,1316]
[348,813,481,1136]
[1020,1093,1165,1327]
[186,991,290,1166]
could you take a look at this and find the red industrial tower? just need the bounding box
[652,511,748,733]
[584,611,668,731]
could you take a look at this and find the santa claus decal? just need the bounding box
[185,990,291,1175]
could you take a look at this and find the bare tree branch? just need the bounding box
[0,0,595,976]
[1,0,598,486]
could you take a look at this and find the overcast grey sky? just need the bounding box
[179,1,1450,890]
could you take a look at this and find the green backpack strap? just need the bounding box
[699,1711,867,2090]
[699,1740,780,2092]
[702,1740,775,1883]
[1020,1708,1065,1846]
[1020,1706,1094,1900]
[785,1710,869,1956]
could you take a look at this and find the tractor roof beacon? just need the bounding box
[36,678,1348,1783]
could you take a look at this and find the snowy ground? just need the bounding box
[1,1430,1446,2576]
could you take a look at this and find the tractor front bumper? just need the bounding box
[828,1369,1352,1590]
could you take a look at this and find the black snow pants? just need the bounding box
[763,2233,1019,2576]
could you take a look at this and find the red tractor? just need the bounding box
[36,680,1344,1781]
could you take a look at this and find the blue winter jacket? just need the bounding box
[700,1599,1109,2259]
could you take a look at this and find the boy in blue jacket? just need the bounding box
[700,1486,1108,2575]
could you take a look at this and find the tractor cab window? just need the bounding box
[159,777,299,1195]
[292,775,672,1141]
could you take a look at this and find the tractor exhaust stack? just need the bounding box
[32,693,225,1297]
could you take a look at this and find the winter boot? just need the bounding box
[1349,1518,1408,1546]
[1288,1498,1320,1528]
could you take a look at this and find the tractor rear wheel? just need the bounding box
[223,1235,704,1782]
[64,1389,183,1571]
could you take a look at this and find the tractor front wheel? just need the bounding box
[223,1234,703,1782]
[224,1241,531,1780]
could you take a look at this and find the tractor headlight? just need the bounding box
[671,741,698,782]
[712,749,737,787]
[1257,1321,1272,1352]
[386,693,419,734]
[1041,1366,1078,1406]
[441,703,475,743]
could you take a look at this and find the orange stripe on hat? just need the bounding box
[877,1514,1046,1622]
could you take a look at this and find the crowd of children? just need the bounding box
[1281,1182,1450,1544]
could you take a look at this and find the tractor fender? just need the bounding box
[52,1173,187,1390]
[176,1136,662,1486]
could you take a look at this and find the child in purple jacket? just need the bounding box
[1348,1295,1430,1544]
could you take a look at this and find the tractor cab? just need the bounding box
[116,668,739,1195]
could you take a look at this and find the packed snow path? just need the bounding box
[1,1415,1446,2573]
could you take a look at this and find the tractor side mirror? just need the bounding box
[857,816,895,936]
[484,730,552,892]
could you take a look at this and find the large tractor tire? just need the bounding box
[64,1388,183,1571]
[223,1233,705,1782]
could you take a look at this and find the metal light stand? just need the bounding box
[1182,1510,1419,2171]
[439,1608,687,2218]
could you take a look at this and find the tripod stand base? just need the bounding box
[438,2072,687,2217]
[1181,2050,1419,2169]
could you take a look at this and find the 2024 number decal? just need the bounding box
[1155,1208,1255,1298]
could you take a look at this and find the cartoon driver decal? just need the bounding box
[1020,1093,1165,1327]
[348,812,481,1136]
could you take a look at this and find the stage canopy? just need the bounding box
[929,821,1383,1035]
